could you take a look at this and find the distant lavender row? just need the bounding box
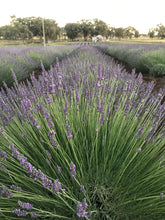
[0,45,75,87]
[96,43,165,76]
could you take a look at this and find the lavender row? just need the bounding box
[0,45,76,87]
[96,43,165,76]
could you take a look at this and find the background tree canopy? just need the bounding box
[0,16,164,42]
[0,16,60,42]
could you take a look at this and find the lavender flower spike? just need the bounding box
[77,198,92,218]
[70,162,76,178]
[30,212,38,218]
[80,185,85,193]
[0,185,13,198]
[12,209,27,217]
[18,200,33,210]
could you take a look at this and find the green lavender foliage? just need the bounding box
[96,44,165,76]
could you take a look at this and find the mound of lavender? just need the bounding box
[96,43,165,76]
[0,45,75,87]
[0,45,165,219]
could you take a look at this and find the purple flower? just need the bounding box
[64,102,69,115]
[77,198,92,218]
[48,129,56,138]
[30,212,38,218]
[136,125,145,139]
[41,176,52,188]
[80,185,85,193]
[0,185,12,198]
[48,120,54,129]
[0,149,7,161]
[22,98,32,110]
[70,162,76,178]
[12,209,27,217]
[36,125,40,130]
[18,200,33,210]
[9,143,52,184]
[46,97,52,104]
[76,92,79,104]
[46,150,52,159]
[51,179,62,193]
[57,165,61,173]
[65,120,73,139]
[67,134,73,139]
[22,132,27,139]
[10,185,22,192]
[19,155,27,165]
[0,164,7,170]
[50,138,59,148]
[0,126,4,137]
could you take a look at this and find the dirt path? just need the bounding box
[142,74,165,92]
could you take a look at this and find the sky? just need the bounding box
[0,0,165,34]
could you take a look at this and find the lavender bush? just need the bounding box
[0,45,165,219]
[0,45,74,87]
[96,43,165,76]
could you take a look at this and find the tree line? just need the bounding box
[148,24,165,39]
[0,15,60,42]
[64,19,140,41]
[0,16,165,42]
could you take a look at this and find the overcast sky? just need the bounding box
[0,0,165,34]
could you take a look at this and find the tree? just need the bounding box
[43,19,60,43]
[59,27,67,40]
[93,19,109,37]
[115,27,125,40]
[8,16,60,43]
[148,28,155,38]
[124,26,139,39]
[10,16,34,41]
[156,24,165,39]
[134,30,139,38]
[107,27,115,38]
[64,23,81,41]
[26,17,43,39]
[0,25,19,40]
[78,19,94,41]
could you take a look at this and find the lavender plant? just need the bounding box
[96,43,165,76]
[0,45,74,87]
[0,45,165,219]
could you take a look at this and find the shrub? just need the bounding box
[150,63,165,76]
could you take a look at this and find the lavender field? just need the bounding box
[0,45,74,87]
[0,45,165,219]
[95,43,165,77]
